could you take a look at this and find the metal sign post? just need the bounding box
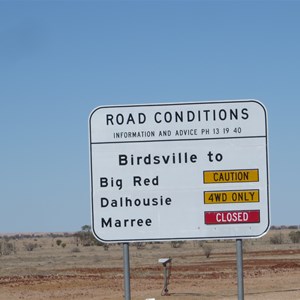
[123,243,131,300]
[236,239,244,300]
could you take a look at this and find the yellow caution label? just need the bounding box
[203,169,259,184]
[204,189,260,204]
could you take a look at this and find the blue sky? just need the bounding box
[0,0,299,233]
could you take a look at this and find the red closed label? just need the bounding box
[205,210,260,225]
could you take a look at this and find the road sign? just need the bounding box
[89,100,270,243]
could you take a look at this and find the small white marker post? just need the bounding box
[158,258,172,296]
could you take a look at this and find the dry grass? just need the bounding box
[0,229,299,299]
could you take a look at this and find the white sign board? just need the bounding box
[89,100,270,243]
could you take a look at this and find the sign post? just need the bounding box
[236,239,244,300]
[89,99,270,299]
[123,243,131,300]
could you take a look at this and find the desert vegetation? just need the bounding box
[0,226,299,299]
[1,225,300,258]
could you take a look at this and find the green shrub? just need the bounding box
[289,231,300,243]
[171,241,184,248]
[0,241,15,255]
[270,233,284,244]
[24,242,38,251]
[202,244,213,258]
